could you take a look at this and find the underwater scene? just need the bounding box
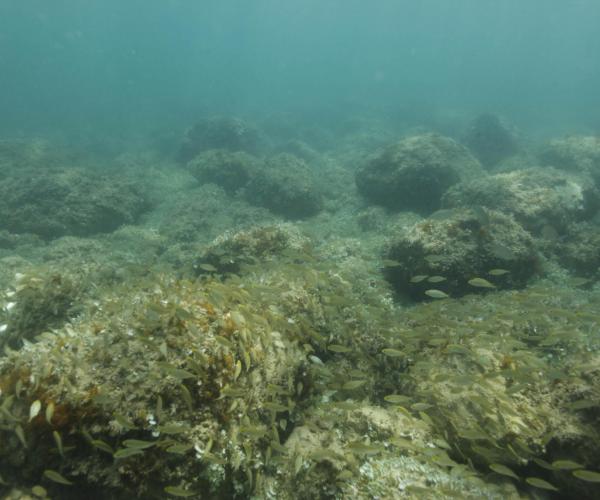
[1,1,600,499]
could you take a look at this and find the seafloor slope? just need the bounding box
[0,117,600,499]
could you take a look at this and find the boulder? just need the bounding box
[443,167,599,235]
[384,208,538,300]
[356,133,482,213]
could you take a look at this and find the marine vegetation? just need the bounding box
[1,222,600,498]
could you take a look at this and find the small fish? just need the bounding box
[45,402,55,425]
[382,348,403,357]
[568,399,597,410]
[390,437,416,449]
[345,441,385,455]
[525,477,558,491]
[15,425,27,448]
[240,425,267,438]
[29,400,42,421]
[180,385,193,411]
[113,447,144,459]
[425,289,449,299]
[410,275,428,283]
[309,448,340,461]
[202,451,226,465]
[91,439,114,455]
[384,394,410,404]
[468,277,496,289]
[427,276,447,283]
[551,460,583,470]
[220,386,246,398]
[488,269,510,276]
[433,454,458,467]
[43,469,73,485]
[158,424,189,435]
[234,360,242,380]
[31,486,47,497]
[411,402,433,411]
[382,259,402,268]
[572,469,600,482]
[489,463,519,480]
[327,344,352,353]
[198,263,218,272]
[166,443,193,454]
[263,402,289,413]
[113,413,135,430]
[330,401,361,411]
[342,380,367,390]
[337,470,354,481]
[123,439,156,449]
[53,431,64,458]
[214,335,234,349]
[458,429,489,441]
[568,277,590,287]
[445,344,472,355]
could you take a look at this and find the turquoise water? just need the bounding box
[1,1,599,138]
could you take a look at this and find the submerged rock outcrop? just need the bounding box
[463,113,520,168]
[0,168,149,240]
[356,133,482,213]
[178,117,264,163]
[443,167,599,235]
[383,208,539,300]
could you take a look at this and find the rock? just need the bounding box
[195,223,310,276]
[0,168,149,240]
[178,116,263,162]
[443,167,599,235]
[245,154,323,219]
[463,113,519,168]
[383,208,538,300]
[552,221,600,276]
[356,133,482,213]
[539,135,600,184]
[186,149,260,194]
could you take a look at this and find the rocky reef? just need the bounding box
[0,168,149,240]
[383,208,539,300]
[2,122,600,499]
[355,133,483,213]
[178,117,264,163]
[443,167,599,235]
[463,113,520,168]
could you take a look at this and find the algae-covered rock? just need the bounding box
[539,135,600,184]
[0,268,84,352]
[355,133,483,213]
[552,221,600,276]
[0,249,383,498]
[463,113,520,168]
[0,168,149,239]
[195,223,311,276]
[266,403,523,499]
[178,117,263,163]
[245,154,323,219]
[393,284,600,497]
[0,138,72,175]
[384,208,538,300]
[443,167,599,235]
[186,149,261,194]
[155,184,274,248]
